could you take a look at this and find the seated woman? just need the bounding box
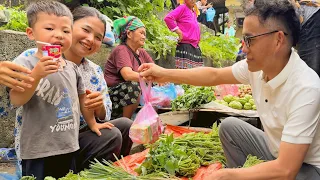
[104,16,154,119]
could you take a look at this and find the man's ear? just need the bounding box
[276,31,285,46]
[26,27,35,40]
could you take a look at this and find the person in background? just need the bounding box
[224,20,236,37]
[164,0,203,69]
[0,61,34,92]
[295,0,320,77]
[104,16,154,119]
[102,14,115,47]
[196,0,212,24]
[139,0,320,179]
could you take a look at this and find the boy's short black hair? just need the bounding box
[243,0,300,46]
[26,1,73,28]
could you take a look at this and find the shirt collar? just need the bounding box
[266,48,298,90]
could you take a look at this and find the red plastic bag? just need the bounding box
[129,77,163,144]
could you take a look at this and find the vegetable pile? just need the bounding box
[238,85,252,98]
[21,160,178,180]
[136,123,225,177]
[215,94,256,110]
[214,84,256,110]
[171,85,215,111]
[242,154,265,168]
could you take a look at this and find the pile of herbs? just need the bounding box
[199,32,240,67]
[242,154,265,168]
[136,123,225,177]
[171,85,215,111]
[21,160,179,180]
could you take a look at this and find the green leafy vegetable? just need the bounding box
[136,123,225,177]
[171,86,215,111]
[200,32,240,67]
[242,154,264,168]
[0,5,28,32]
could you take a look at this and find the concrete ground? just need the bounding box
[0,162,15,174]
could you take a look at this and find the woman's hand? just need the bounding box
[175,29,183,42]
[0,61,34,91]
[85,90,104,111]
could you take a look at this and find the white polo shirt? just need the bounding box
[232,49,320,168]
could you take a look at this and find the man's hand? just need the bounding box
[0,61,34,92]
[138,63,167,83]
[32,56,58,79]
[85,90,104,111]
[204,169,231,180]
[89,122,114,136]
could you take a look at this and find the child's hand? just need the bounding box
[89,122,114,136]
[32,56,58,79]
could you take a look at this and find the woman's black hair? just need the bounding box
[72,6,107,37]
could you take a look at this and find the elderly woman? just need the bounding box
[104,16,154,119]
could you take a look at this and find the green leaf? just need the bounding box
[164,160,177,175]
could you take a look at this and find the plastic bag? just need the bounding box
[206,7,216,22]
[129,77,163,144]
[140,83,177,108]
[175,85,185,96]
[0,148,17,162]
[214,84,239,100]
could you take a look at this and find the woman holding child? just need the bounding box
[10,2,133,179]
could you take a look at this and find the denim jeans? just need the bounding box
[298,10,320,77]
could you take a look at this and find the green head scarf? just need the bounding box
[113,16,145,42]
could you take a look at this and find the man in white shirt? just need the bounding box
[138,0,320,179]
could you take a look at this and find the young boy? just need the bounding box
[8,1,101,179]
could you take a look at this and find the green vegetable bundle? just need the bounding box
[242,154,264,168]
[21,160,178,180]
[136,123,225,177]
[171,86,215,111]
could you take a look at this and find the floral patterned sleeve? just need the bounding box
[97,66,112,121]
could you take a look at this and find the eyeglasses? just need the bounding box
[243,30,288,48]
